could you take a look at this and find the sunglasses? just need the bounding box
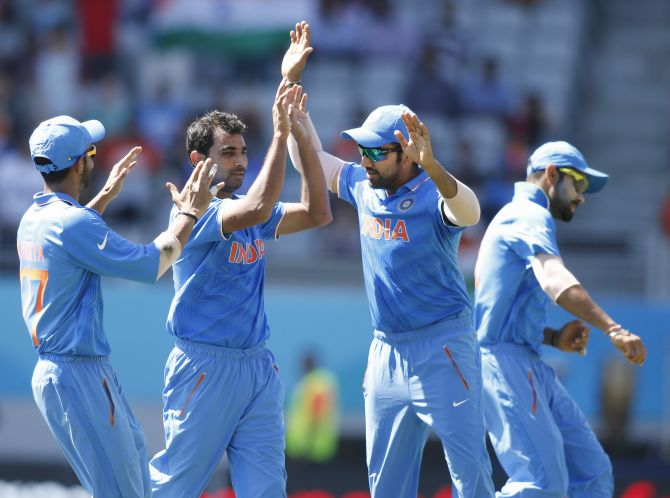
[358,145,402,162]
[68,144,96,162]
[558,168,589,194]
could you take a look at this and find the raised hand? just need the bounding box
[281,21,313,83]
[556,320,590,355]
[273,79,293,139]
[99,146,142,200]
[286,85,310,141]
[610,328,646,366]
[166,158,223,218]
[394,113,436,167]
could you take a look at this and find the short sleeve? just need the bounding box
[338,162,365,208]
[258,202,287,241]
[502,210,560,264]
[61,208,159,283]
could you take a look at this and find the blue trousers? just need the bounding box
[364,316,495,498]
[32,355,151,498]
[481,344,614,497]
[150,339,286,498]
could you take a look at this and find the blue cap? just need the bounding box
[341,104,411,147]
[29,115,105,173]
[527,141,608,194]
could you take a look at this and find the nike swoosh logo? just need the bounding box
[453,399,469,407]
[97,232,109,250]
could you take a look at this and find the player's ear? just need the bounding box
[189,150,206,168]
[545,164,559,185]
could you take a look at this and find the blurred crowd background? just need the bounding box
[1,0,670,496]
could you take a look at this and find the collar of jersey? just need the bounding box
[513,182,550,210]
[34,191,80,208]
[373,170,429,200]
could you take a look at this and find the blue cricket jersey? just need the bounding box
[474,182,560,352]
[338,163,471,333]
[17,192,160,356]
[166,196,286,349]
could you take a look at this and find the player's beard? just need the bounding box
[550,181,577,222]
[219,167,246,194]
[366,167,398,190]
[81,162,93,189]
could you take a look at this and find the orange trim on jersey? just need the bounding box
[19,268,49,347]
[528,370,537,415]
[443,346,470,390]
[179,372,206,417]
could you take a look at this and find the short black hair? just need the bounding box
[185,111,247,158]
[35,157,72,185]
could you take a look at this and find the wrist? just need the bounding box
[177,211,199,224]
[284,76,302,86]
[551,329,560,348]
[607,324,628,340]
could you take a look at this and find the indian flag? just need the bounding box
[152,0,317,56]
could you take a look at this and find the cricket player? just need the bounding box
[18,115,220,497]
[282,22,495,498]
[474,141,647,497]
[149,78,331,497]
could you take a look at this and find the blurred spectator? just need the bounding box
[659,189,670,240]
[460,57,516,119]
[357,0,418,59]
[452,135,484,189]
[286,353,339,463]
[84,74,133,137]
[0,2,24,68]
[507,93,552,148]
[404,42,460,119]
[313,0,367,61]
[599,355,635,453]
[33,24,81,119]
[93,125,162,228]
[426,0,468,85]
[78,0,119,81]
[500,130,531,181]
[136,81,186,151]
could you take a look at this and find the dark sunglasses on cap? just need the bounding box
[358,145,402,162]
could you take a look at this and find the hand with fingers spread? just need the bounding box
[286,85,310,142]
[394,112,436,168]
[609,327,647,366]
[281,21,313,84]
[555,320,590,355]
[99,146,142,201]
[87,146,143,214]
[166,158,224,219]
[273,79,293,139]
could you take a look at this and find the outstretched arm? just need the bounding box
[556,285,646,365]
[277,87,332,236]
[394,113,480,226]
[87,146,142,215]
[281,20,344,195]
[217,80,292,234]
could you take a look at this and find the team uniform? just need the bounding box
[150,196,287,498]
[338,163,494,498]
[18,191,160,498]
[474,182,613,497]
